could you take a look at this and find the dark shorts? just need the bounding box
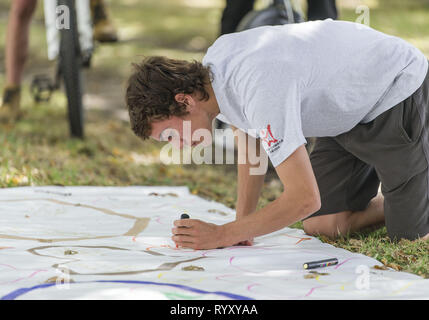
[308,67,429,240]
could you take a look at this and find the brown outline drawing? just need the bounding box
[0,198,150,242]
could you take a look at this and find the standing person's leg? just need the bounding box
[218,0,255,129]
[90,0,118,43]
[220,0,255,35]
[307,0,337,20]
[1,0,38,120]
[5,0,38,87]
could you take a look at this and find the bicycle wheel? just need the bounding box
[58,0,85,139]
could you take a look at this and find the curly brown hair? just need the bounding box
[125,56,212,140]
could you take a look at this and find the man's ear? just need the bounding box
[174,93,196,112]
[174,93,186,104]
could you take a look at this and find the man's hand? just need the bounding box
[234,239,253,246]
[172,219,229,249]
[172,218,254,249]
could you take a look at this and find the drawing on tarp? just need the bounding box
[1,186,428,300]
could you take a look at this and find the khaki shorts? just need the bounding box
[309,68,429,240]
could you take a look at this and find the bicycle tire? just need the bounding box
[58,0,85,139]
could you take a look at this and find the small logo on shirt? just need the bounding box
[260,124,283,154]
[260,124,278,147]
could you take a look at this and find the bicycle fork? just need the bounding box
[32,0,94,102]
[44,0,93,62]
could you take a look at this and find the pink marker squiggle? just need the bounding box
[229,256,254,273]
[215,274,235,281]
[0,269,47,285]
[247,283,261,292]
[155,216,167,225]
[334,257,358,269]
[0,263,18,270]
[305,285,325,297]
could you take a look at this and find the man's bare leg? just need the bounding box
[303,193,385,238]
[1,0,37,121]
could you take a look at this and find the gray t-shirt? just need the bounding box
[202,19,428,167]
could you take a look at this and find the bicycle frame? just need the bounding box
[44,0,93,61]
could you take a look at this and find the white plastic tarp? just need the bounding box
[1,186,428,300]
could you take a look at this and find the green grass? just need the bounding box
[1,0,429,278]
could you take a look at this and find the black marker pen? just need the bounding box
[176,213,190,248]
[303,258,338,269]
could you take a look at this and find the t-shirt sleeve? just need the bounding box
[241,60,307,167]
[216,113,232,125]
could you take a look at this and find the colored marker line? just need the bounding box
[215,274,235,281]
[1,280,253,300]
[0,270,46,286]
[392,281,416,295]
[334,257,358,269]
[247,283,261,292]
[304,285,326,297]
[229,256,254,273]
[282,234,312,245]
[0,263,18,270]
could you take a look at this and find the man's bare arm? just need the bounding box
[233,125,266,219]
[221,144,321,245]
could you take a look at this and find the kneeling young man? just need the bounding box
[126,19,429,249]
